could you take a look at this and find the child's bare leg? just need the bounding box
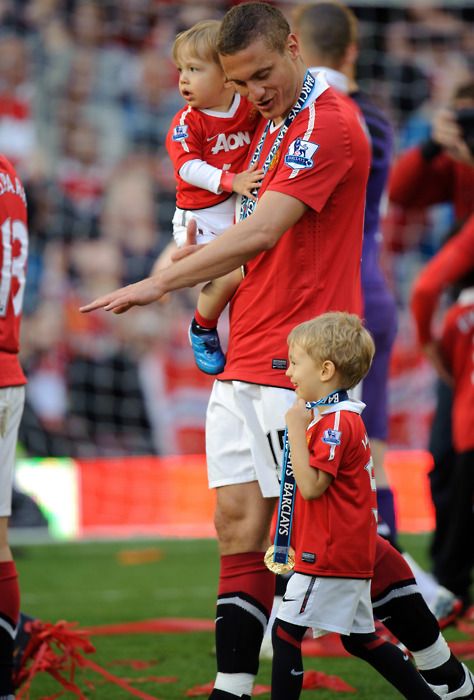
[196,268,242,325]
[190,268,242,375]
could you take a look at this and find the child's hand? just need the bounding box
[285,398,313,432]
[232,164,264,199]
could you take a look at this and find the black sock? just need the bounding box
[341,632,438,699]
[271,619,306,700]
[215,593,266,675]
[375,591,439,650]
[0,623,15,696]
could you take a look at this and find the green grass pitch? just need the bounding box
[14,534,473,699]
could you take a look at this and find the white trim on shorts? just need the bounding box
[0,385,25,516]
[206,380,295,497]
[277,572,375,638]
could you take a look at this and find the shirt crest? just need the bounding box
[322,428,342,446]
[284,138,319,170]
[172,125,189,141]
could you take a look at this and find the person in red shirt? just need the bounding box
[81,5,371,697]
[0,155,28,699]
[412,215,474,613]
[390,81,474,613]
[271,312,435,699]
[163,19,263,375]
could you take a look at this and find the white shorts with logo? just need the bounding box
[0,385,25,516]
[206,380,295,497]
[172,197,236,247]
[277,572,375,638]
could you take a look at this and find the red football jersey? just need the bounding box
[440,290,474,453]
[411,215,474,346]
[0,155,28,387]
[291,401,377,578]
[389,147,474,223]
[166,94,260,210]
[220,84,370,387]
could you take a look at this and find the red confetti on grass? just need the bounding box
[303,669,356,692]
[14,620,163,700]
[86,618,214,635]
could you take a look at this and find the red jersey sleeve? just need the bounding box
[166,107,206,174]
[307,411,346,478]
[411,214,474,345]
[388,147,456,208]
[268,90,366,213]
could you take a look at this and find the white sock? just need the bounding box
[411,633,451,671]
[214,672,254,696]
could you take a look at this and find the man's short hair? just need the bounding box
[288,312,375,390]
[293,1,358,63]
[173,19,222,66]
[218,2,290,56]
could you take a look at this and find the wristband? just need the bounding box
[219,170,236,192]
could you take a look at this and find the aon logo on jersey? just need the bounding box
[211,131,251,155]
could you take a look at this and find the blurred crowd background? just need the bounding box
[3,0,472,459]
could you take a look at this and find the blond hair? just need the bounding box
[288,312,375,389]
[173,19,222,66]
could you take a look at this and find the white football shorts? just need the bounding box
[172,197,236,247]
[277,573,375,638]
[206,380,295,497]
[0,385,25,516]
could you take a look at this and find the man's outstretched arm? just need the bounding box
[80,190,307,314]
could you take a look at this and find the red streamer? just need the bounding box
[14,619,163,700]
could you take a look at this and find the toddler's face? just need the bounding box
[176,52,231,111]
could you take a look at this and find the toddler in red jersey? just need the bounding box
[271,312,378,699]
[163,20,263,374]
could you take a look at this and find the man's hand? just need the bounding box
[171,217,206,262]
[432,108,473,165]
[80,276,164,314]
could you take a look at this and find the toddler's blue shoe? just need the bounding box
[189,323,226,374]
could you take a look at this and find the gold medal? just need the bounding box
[264,545,295,574]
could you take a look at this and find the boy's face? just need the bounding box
[176,51,231,111]
[286,342,328,402]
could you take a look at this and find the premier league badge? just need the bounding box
[284,138,319,170]
[172,125,189,141]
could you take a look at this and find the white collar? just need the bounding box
[458,287,474,305]
[200,92,241,118]
[320,398,366,416]
[309,66,349,95]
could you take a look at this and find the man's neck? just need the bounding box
[276,62,308,124]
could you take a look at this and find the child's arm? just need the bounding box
[286,399,333,501]
[180,160,264,200]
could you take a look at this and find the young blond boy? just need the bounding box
[269,312,455,699]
